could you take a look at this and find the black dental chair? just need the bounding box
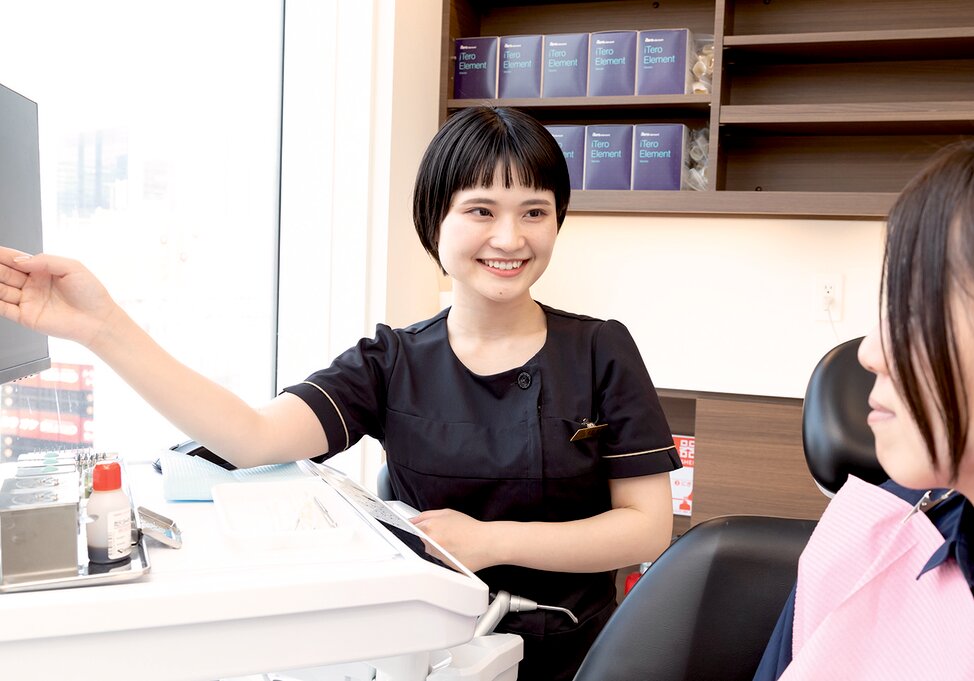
[572,337,883,681]
[802,337,886,494]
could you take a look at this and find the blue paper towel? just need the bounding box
[160,451,306,501]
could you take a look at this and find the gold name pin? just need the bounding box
[570,419,607,442]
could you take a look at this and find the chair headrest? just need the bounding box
[802,337,886,496]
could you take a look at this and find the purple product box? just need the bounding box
[588,31,637,96]
[632,124,688,190]
[542,33,589,98]
[545,125,585,190]
[454,36,498,99]
[499,35,543,98]
[637,29,694,95]
[584,125,634,190]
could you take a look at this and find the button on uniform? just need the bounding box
[516,371,532,390]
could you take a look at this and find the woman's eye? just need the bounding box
[525,209,546,218]
[469,207,492,217]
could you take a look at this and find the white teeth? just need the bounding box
[483,259,523,271]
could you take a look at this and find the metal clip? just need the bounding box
[901,488,954,523]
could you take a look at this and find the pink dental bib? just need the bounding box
[781,475,974,679]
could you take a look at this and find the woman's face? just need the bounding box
[437,166,558,307]
[859,291,974,496]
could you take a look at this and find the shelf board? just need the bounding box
[447,94,711,113]
[724,27,974,60]
[657,387,802,407]
[568,190,896,219]
[720,102,974,132]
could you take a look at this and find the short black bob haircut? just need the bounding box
[412,106,571,272]
[883,139,974,481]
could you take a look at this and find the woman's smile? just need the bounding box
[479,258,527,276]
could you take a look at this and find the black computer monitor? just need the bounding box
[0,83,50,384]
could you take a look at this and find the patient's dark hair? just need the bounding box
[883,140,974,479]
[412,106,570,272]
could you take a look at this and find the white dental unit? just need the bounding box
[0,458,522,681]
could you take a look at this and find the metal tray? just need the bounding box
[0,534,150,594]
[0,455,159,594]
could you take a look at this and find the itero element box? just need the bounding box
[632,124,688,191]
[541,33,588,98]
[584,124,634,190]
[454,36,498,99]
[498,35,543,98]
[588,31,637,96]
[637,29,694,95]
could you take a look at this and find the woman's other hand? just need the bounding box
[410,508,496,573]
[0,247,119,347]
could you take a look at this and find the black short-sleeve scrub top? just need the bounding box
[283,303,679,673]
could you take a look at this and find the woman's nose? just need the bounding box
[489,216,525,251]
[858,324,887,376]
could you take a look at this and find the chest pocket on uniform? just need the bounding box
[540,417,604,479]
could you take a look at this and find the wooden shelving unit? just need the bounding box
[442,0,974,219]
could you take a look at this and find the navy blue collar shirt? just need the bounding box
[752,479,974,681]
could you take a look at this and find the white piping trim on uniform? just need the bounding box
[300,381,350,451]
[602,444,676,459]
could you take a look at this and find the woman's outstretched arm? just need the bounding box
[0,247,328,466]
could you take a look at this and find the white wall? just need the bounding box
[531,214,886,398]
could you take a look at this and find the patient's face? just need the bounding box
[858,323,940,490]
[859,294,974,497]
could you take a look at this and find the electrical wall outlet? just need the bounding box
[814,274,844,322]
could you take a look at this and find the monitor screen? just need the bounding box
[0,83,50,384]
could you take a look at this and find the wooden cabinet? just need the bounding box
[659,389,828,530]
[441,0,974,218]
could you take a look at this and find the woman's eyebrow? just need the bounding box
[456,197,499,205]
[454,196,554,207]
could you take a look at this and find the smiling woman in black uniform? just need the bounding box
[0,106,679,680]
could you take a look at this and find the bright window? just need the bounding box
[0,1,284,458]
